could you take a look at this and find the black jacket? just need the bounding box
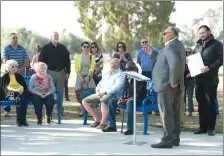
[0,73,28,100]
[123,76,146,100]
[193,35,223,83]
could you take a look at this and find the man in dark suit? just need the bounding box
[151,26,186,148]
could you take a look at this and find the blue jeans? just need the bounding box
[107,98,142,130]
[31,94,54,119]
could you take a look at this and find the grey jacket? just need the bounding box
[152,39,186,92]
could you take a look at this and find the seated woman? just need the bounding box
[0,60,29,127]
[29,62,56,125]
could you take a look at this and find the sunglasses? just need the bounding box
[163,32,172,36]
[91,46,97,49]
[83,46,89,48]
[10,65,18,68]
[142,41,148,44]
[118,46,124,48]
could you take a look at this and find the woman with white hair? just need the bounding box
[0,59,29,126]
[29,62,55,125]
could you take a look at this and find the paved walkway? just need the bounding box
[1,120,223,155]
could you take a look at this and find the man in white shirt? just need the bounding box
[82,58,125,129]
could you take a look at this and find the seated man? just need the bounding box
[102,61,147,135]
[82,58,125,129]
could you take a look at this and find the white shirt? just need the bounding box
[165,38,176,46]
[96,69,125,97]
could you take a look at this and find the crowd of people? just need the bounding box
[0,24,223,148]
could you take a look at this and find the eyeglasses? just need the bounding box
[91,46,97,49]
[141,41,148,44]
[163,32,172,36]
[118,46,124,48]
[10,65,18,68]
[83,46,89,48]
[12,37,18,40]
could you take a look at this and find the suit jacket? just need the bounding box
[152,39,186,92]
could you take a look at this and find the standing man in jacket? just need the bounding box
[151,26,186,148]
[192,25,223,136]
[39,31,71,116]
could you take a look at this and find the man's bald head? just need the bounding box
[51,31,59,44]
[110,58,120,70]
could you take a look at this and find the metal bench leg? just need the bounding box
[143,110,149,135]
[83,109,88,125]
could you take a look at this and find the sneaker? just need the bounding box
[3,112,9,117]
[123,129,133,135]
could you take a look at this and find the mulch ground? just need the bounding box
[1,87,223,133]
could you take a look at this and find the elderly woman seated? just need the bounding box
[0,60,29,127]
[28,62,56,125]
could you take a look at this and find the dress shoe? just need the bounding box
[17,121,22,127]
[151,141,173,148]
[22,121,29,126]
[123,129,133,135]
[46,117,51,124]
[173,138,180,146]
[66,98,71,101]
[208,130,215,136]
[37,118,42,125]
[102,126,117,132]
[194,129,207,134]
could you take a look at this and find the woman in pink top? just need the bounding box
[31,45,42,69]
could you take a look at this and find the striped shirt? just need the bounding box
[2,44,28,77]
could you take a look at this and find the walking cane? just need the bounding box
[121,104,125,133]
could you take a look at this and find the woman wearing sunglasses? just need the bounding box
[75,41,96,116]
[113,41,133,71]
[90,42,103,86]
[0,60,29,127]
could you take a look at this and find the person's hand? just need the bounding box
[145,47,152,55]
[39,93,45,98]
[200,66,209,73]
[65,74,70,80]
[84,76,90,83]
[80,76,85,84]
[17,87,24,94]
[171,84,178,88]
[117,98,127,106]
[186,73,191,78]
[43,92,51,98]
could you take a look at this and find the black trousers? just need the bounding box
[195,78,218,130]
[16,94,29,123]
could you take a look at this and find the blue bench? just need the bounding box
[82,81,158,135]
[0,76,62,124]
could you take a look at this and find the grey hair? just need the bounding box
[5,60,18,72]
[170,26,179,37]
[34,62,48,73]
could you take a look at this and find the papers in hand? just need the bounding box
[186,53,204,77]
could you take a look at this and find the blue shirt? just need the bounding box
[137,47,159,71]
[2,44,28,76]
[96,69,125,98]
